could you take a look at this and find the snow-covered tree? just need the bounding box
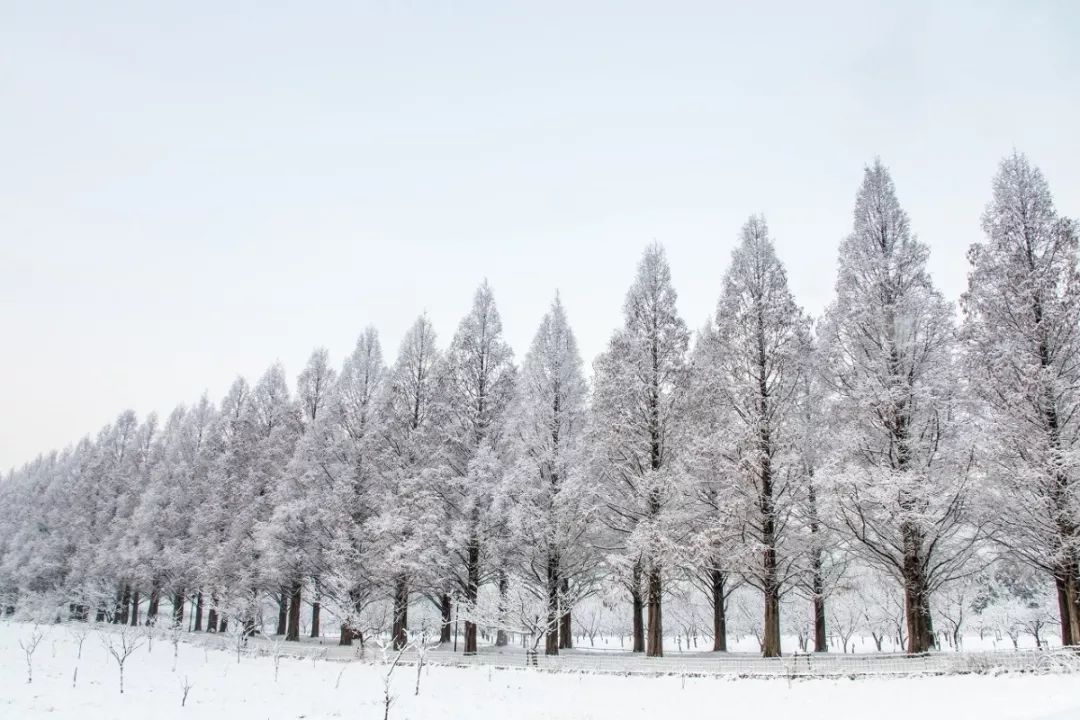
[326,327,389,645]
[503,296,597,655]
[692,217,810,657]
[682,320,744,652]
[791,333,848,652]
[961,151,1080,646]
[368,317,444,649]
[260,349,338,640]
[129,397,216,627]
[437,283,517,654]
[225,364,298,635]
[820,159,981,653]
[194,377,256,633]
[591,244,690,656]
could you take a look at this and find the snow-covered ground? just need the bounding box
[2,622,1078,720]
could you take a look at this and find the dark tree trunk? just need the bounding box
[558,577,572,649]
[310,578,321,638]
[463,529,480,655]
[463,619,477,655]
[1055,563,1080,646]
[710,568,727,652]
[808,481,827,652]
[545,551,560,656]
[172,590,184,626]
[646,565,663,657]
[1056,573,1072,646]
[276,591,288,636]
[117,584,131,625]
[147,587,160,623]
[813,592,827,653]
[763,582,781,657]
[339,622,354,646]
[902,532,933,654]
[1034,312,1080,647]
[207,608,218,633]
[559,609,572,650]
[392,575,408,650]
[755,316,781,659]
[495,570,509,647]
[439,594,452,643]
[129,590,140,626]
[921,591,936,650]
[194,592,204,631]
[286,580,302,641]
[631,563,645,653]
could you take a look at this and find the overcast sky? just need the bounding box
[2,0,1078,471]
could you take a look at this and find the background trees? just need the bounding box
[0,152,1074,658]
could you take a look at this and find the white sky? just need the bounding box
[2,1,1078,472]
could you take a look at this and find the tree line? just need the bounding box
[1,152,1077,658]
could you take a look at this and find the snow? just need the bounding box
[3,622,1078,720]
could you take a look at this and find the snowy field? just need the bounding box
[3,623,1079,720]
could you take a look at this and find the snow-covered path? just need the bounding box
[2,623,1078,720]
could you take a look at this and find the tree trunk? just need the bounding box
[276,591,288,636]
[710,568,727,652]
[286,579,302,641]
[902,532,932,654]
[392,575,408,650]
[757,339,781,659]
[813,592,827,653]
[147,588,159,624]
[118,584,131,625]
[630,565,639,656]
[464,531,480,654]
[545,551,560,656]
[339,622,354,646]
[129,590,140,626]
[558,577,572,649]
[762,583,781,657]
[761,487,781,656]
[311,598,321,639]
[172,590,184,626]
[559,608,573,650]
[495,570,509,647]
[809,493,827,653]
[1054,563,1080,647]
[207,607,218,633]
[921,592,935,650]
[646,565,663,657]
[439,594,452,643]
[194,591,203,631]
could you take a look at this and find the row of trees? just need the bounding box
[1,152,1077,658]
